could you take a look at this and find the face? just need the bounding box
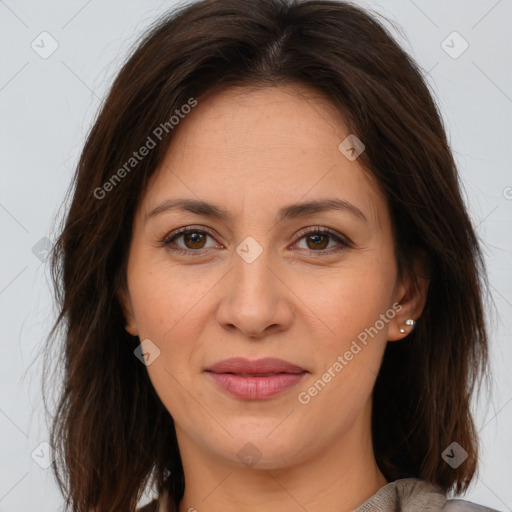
[120,84,424,472]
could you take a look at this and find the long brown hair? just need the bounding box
[43,0,493,510]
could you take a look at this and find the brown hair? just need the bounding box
[43,0,493,510]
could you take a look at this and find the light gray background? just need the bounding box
[1,0,511,510]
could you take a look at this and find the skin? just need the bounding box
[119,84,428,512]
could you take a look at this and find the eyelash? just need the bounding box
[161,226,352,257]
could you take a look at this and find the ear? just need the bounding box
[117,285,139,337]
[387,251,430,342]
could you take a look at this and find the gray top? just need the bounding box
[353,478,501,512]
[137,477,501,511]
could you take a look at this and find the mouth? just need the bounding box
[204,357,308,400]
[205,357,306,375]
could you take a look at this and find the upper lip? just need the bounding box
[205,357,307,375]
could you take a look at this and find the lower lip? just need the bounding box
[206,372,306,400]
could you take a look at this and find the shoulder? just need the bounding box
[442,498,502,511]
[395,478,502,512]
[362,478,501,512]
[399,479,502,512]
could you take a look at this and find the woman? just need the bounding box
[43,0,500,511]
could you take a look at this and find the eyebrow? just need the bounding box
[146,197,368,224]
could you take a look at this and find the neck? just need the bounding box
[175,403,388,512]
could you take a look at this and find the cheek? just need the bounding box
[126,259,214,394]
[291,254,396,337]
[290,254,396,395]
[130,271,201,419]
[127,254,209,336]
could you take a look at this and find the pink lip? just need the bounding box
[205,357,307,400]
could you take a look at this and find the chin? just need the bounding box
[212,430,307,470]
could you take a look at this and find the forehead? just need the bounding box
[140,84,385,231]
[174,84,349,154]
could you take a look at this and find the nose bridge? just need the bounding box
[232,234,274,300]
[215,233,286,337]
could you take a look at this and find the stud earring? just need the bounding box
[399,318,416,334]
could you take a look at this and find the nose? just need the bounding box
[215,247,293,339]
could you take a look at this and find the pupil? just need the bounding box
[309,234,328,250]
[185,232,204,248]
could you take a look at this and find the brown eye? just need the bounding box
[181,231,207,249]
[305,233,330,250]
[294,228,351,255]
[162,226,351,257]
[163,227,219,256]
